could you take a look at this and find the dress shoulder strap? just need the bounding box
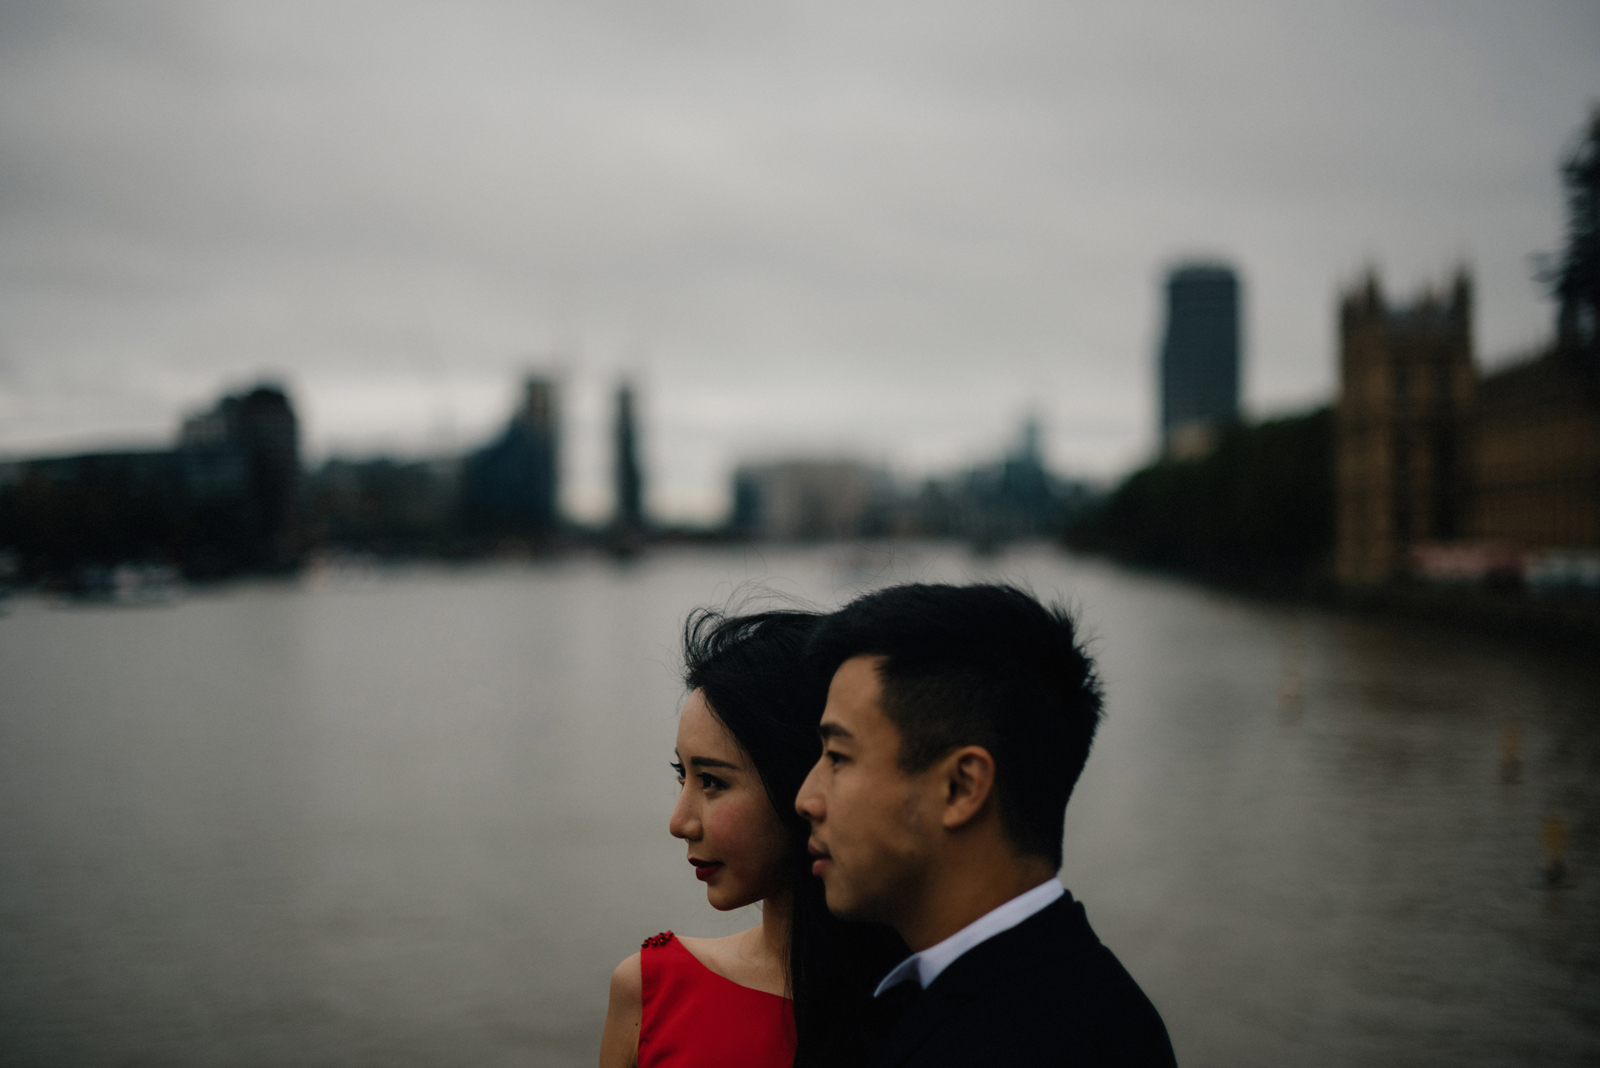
[642,931,675,950]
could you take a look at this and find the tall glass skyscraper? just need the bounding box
[1159,262,1241,454]
[612,381,644,533]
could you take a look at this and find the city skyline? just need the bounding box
[1,1,1595,523]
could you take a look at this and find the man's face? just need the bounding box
[795,655,943,926]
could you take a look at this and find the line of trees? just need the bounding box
[1066,408,1334,581]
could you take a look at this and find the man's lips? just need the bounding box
[690,858,723,882]
[807,841,832,877]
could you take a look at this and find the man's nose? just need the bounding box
[795,757,825,823]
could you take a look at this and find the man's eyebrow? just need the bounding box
[688,756,740,770]
[818,723,854,741]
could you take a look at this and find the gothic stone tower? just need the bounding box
[1336,271,1476,584]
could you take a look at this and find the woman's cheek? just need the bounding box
[705,795,763,858]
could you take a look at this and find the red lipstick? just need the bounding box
[691,859,723,882]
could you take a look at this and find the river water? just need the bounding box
[0,544,1595,1067]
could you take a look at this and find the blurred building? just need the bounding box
[0,450,186,580]
[998,419,1054,531]
[0,382,302,580]
[1335,270,1600,585]
[459,376,561,544]
[1475,105,1600,557]
[729,420,1091,545]
[178,384,302,573]
[1335,273,1475,584]
[730,460,886,540]
[304,457,460,555]
[1472,346,1600,551]
[1160,262,1241,458]
[613,381,645,535]
[913,419,1086,547]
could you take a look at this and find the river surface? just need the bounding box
[1,544,1595,1067]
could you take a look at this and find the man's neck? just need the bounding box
[898,853,1057,952]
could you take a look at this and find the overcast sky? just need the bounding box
[1,0,1596,521]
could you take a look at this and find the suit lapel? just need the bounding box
[866,897,1100,1068]
[865,975,975,1068]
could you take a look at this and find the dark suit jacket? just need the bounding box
[866,894,1176,1068]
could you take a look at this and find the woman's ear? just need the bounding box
[939,745,996,830]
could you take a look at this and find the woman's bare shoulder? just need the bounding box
[599,952,644,1068]
[673,933,727,954]
[610,951,643,1000]
[675,931,743,967]
[676,927,784,996]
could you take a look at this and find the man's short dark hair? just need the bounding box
[808,583,1102,868]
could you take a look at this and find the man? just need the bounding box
[796,583,1176,1067]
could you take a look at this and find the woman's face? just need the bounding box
[669,689,790,911]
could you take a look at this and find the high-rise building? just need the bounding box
[1159,262,1241,457]
[459,376,561,541]
[613,382,644,533]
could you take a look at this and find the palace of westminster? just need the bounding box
[1334,269,1599,585]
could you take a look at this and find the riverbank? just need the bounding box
[1329,581,1600,660]
[1098,558,1600,661]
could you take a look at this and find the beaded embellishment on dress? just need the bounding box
[642,931,675,949]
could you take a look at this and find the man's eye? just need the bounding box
[825,750,845,766]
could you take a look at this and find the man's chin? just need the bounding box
[821,883,870,922]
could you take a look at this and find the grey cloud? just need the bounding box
[1,0,1596,519]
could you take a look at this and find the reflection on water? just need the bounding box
[0,545,1595,1067]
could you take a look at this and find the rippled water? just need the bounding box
[1,545,1595,1067]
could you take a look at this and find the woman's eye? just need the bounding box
[669,761,685,782]
[699,774,727,791]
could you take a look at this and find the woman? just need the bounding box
[599,609,907,1068]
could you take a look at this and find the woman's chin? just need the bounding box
[704,885,757,912]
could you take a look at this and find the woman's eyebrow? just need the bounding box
[688,756,740,770]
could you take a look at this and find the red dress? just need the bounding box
[637,931,795,1068]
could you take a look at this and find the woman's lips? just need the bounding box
[691,860,723,882]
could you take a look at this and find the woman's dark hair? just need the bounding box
[683,608,908,1068]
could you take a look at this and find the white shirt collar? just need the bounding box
[873,878,1065,997]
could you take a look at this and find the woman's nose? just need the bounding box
[668,788,700,841]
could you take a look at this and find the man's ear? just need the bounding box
[937,745,997,830]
